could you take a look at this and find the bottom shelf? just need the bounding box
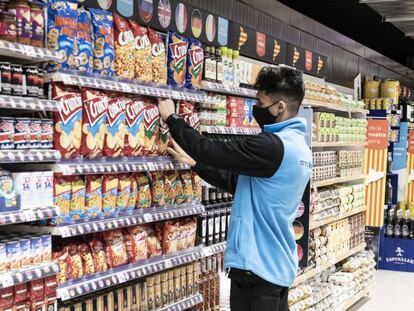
[343,288,370,310]
[158,293,203,311]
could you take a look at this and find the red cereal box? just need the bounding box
[13,283,28,303]
[104,93,127,157]
[0,287,13,309]
[142,103,160,155]
[124,97,146,156]
[28,279,44,300]
[44,275,57,297]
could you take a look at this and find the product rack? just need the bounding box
[0,207,57,226]
[0,39,62,63]
[200,125,261,135]
[157,293,203,311]
[0,149,61,163]
[201,81,257,98]
[309,206,367,230]
[0,95,58,111]
[314,174,367,188]
[303,99,369,115]
[342,288,370,310]
[312,141,366,148]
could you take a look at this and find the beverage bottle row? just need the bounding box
[384,202,414,239]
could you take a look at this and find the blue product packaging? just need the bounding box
[185,37,204,89]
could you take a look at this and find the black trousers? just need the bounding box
[229,268,289,311]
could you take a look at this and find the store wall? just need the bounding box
[184,0,414,88]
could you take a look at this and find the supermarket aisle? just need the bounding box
[358,270,414,311]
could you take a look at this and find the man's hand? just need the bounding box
[167,140,196,167]
[157,98,175,121]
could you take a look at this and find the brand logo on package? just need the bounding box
[170,41,187,70]
[385,247,414,265]
[396,247,404,257]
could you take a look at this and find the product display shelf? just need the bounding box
[202,242,227,257]
[312,141,366,148]
[52,156,190,176]
[0,39,62,62]
[157,293,203,311]
[0,207,57,227]
[201,81,257,98]
[0,262,60,289]
[11,203,204,238]
[0,150,61,163]
[57,246,206,301]
[342,287,370,310]
[0,95,58,111]
[293,243,366,287]
[200,125,260,135]
[314,174,367,188]
[47,71,214,104]
[309,207,367,230]
[303,99,368,114]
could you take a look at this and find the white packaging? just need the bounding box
[41,171,53,208]
[31,171,43,208]
[12,172,35,210]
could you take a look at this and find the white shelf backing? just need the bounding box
[0,150,61,163]
[57,246,205,301]
[0,207,57,227]
[0,40,62,62]
[201,81,257,98]
[0,96,58,111]
[158,293,203,311]
[11,203,204,238]
[0,262,59,289]
[200,126,260,135]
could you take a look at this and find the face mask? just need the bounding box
[252,102,279,128]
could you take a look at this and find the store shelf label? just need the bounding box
[0,274,14,288]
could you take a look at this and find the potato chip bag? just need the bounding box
[88,239,108,272]
[85,175,103,219]
[129,20,152,82]
[79,243,95,275]
[81,88,108,158]
[142,104,160,156]
[75,8,93,73]
[53,176,72,225]
[161,221,180,254]
[174,171,186,204]
[116,174,131,215]
[191,172,202,201]
[52,82,82,159]
[176,101,200,130]
[150,172,166,207]
[185,37,204,89]
[124,97,146,157]
[102,229,129,268]
[166,32,188,87]
[104,94,127,158]
[136,173,152,209]
[179,171,193,203]
[114,13,135,79]
[158,118,171,156]
[70,176,87,223]
[123,225,148,262]
[184,217,197,249]
[148,27,167,85]
[126,175,138,214]
[146,225,162,257]
[163,171,177,205]
[68,244,84,279]
[102,175,118,217]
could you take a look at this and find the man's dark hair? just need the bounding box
[254,65,305,113]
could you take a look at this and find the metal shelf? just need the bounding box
[312,141,366,148]
[309,207,367,230]
[200,126,260,135]
[0,40,62,63]
[201,81,257,98]
[343,288,370,310]
[12,203,204,238]
[0,150,61,163]
[314,175,367,188]
[157,293,203,311]
[303,99,368,114]
[202,242,227,257]
[0,207,57,227]
[0,95,58,111]
[0,262,59,289]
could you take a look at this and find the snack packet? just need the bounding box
[176,101,200,130]
[116,174,131,215]
[53,176,72,225]
[102,229,129,268]
[179,171,193,203]
[79,243,95,275]
[166,31,188,87]
[126,175,138,214]
[124,97,146,156]
[102,174,118,217]
[185,37,204,89]
[104,94,127,157]
[88,239,108,272]
[148,27,167,85]
[123,225,148,262]
[70,176,87,222]
[146,225,162,257]
[85,175,103,219]
[75,7,93,73]
[136,173,152,209]
[142,103,160,155]
[150,172,166,207]
[114,13,135,79]
[129,20,152,82]
[158,118,171,156]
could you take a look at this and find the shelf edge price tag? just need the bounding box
[59,288,71,300]
[0,274,14,288]
[117,272,127,283]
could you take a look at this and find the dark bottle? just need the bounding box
[394,213,402,238]
[202,183,210,205]
[199,211,207,245]
[213,206,221,244]
[222,191,228,202]
[220,205,227,242]
[387,152,393,173]
[206,205,215,246]
[385,179,393,205]
[216,189,222,203]
[209,187,217,204]
[386,208,395,237]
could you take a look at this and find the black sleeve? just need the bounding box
[193,162,238,194]
[167,116,284,178]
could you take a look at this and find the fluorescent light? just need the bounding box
[385,15,414,22]
[360,0,406,3]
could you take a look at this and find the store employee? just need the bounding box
[158,66,312,311]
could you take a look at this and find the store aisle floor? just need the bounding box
[358,269,414,310]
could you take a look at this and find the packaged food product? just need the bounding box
[104,94,126,157]
[8,0,31,45]
[166,32,188,87]
[0,62,12,95]
[75,7,93,73]
[146,225,162,257]
[114,13,135,79]
[30,3,44,47]
[28,279,44,301]
[126,175,138,214]
[24,66,38,98]
[52,83,83,159]
[14,117,30,149]
[81,88,108,158]
[0,117,14,150]
[176,101,200,130]
[142,103,160,155]
[123,225,148,262]
[136,173,152,209]
[85,175,103,219]
[174,171,186,204]
[90,9,115,76]
[180,171,194,203]
[47,0,77,70]
[40,119,53,149]
[14,283,28,303]
[124,97,146,156]
[41,235,52,263]
[102,174,118,218]
[184,217,197,249]
[148,27,167,85]
[70,176,86,222]
[163,171,176,205]
[54,248,71,285]
[0,287,13,309]
[116,174,131,215]
[150,172,166,207]
[0,242,5,272]
[185,37,204,89]
[79,243,95,275]
[68,243,84,279]
[102,229,129,268]
[191,172,202,201]
[53,176,72,225]
[158,118,171,156]
[6,239,21,269]
[161,221,180,254]
[88,238,108,272]
[129,20,152,82]
[29,118,41,148]
[0,12,17,42]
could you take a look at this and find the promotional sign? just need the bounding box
[365,119,389,227]
[405,130,414,202]
[392,122,408,201]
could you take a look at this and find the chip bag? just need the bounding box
[68,244,83,280]
[163,171,176,205]
[70,176,87,222]
[79,243,95,275]
[124,97,146,157]
[53,176,72,225]
[174,171,186,204]
[148,27,167,85]
[90,9,115,76]
[150,172,166,207]
[104,94,127,158]
[158,118,171,156]
[142,103,160,155]
[136,173,152,209]
[116,174,131,215]
[114,13,135,79]
[75,7,93,73]
[185,37,204,89]
[102,174,118,217]
[146,225,162,257]
[52,82,82,159]
[88,239,108,272]
[123,225,148,262]
[179,171,193,203]
[85,175,103,219]
[166,32,188,87]
[161,221,180,254]
[102,229,129,268]
[126,175,138,214]
[176,101,200,130]
[129,20,152,82]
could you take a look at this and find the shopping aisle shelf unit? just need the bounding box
[0,207,58,226]
[0,149,61,163]
[309,206,367,230]
[0,95,58,111]
[0,39,62,62]
[314,174,367,188]
[157,293,203,311]
[200,126,260,135]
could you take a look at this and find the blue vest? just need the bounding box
[224,117,312,287]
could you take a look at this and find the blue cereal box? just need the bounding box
[41,235,52,262]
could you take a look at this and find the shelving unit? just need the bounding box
[0,207,57,226]
[312,141,366,148]
[0,39,62,62]
[303,99,368,114]
[309,207,367,230]
[314,174,367,188]
[200,126,260,135]
[158,293,203,311]
[201,81,257,98]
[0,150,61,163]
[0,96,58,111]
[343,288,370,310]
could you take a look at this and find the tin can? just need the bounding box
[19,238,31,267]
[383,98,390,110]
[41,235,51,262]
[0,62,12,95]
[0,117,15,149]
[40,119,53,149]
[11,64,26,96]
[24,66,38,98]
[0,241,6,272]
[376,98,383,110]
[30,235,43,264]
[37,68,44,99]
[6,239,21,269]
[29,118,41,149]
[14,117,30,149]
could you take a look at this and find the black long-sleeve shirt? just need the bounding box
[166,115,285,194]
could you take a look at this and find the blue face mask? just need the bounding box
[252,102,280,129]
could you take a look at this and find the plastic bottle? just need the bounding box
[232,50,240,87]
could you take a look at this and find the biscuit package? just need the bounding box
[70,176,87,222]
[102,174,118,217]
[136,173,152,209]
[47,0,78,70]
[142,104,160,155]
[104,94,127,158]
[90,9,115,76]
[114,13,135,79]
[124,97,146,157]
[52,83,83,159]
[129,20,152,82]
[148,27,167,85]
[185,38,204,89]
[167,32,188,87]
[75,7,93,73]
[85,175,103,219]
[102,229,129,268]
[81,88,108,158]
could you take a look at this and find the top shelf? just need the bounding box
[303,99,368,114]
[0,40,62,63]
[201,81,257,98]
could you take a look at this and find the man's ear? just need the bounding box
[278,101,287,113]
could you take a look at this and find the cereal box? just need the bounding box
[0,117,14,150]
[85,175,103,219]
[142,104,160,156]
[75,8,93,73]
[70,176,86,222]
[52,82,82,159]
[114,13,135,79]
[185,38,204,89]
[124,97,146,157]
[81,88,108,158]
[102,175,118,218]
[129,20,152,82]
[148,27,167,85]
[166,32,188,87]
[104,94,127,158]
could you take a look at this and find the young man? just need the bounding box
[158,66,312,311]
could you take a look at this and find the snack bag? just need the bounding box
[54,249,71,285]
[142,104,160,155]
[85,175,103,219]
[136,173,152,209]
[163,171,176,205]
[68,244,84,280]
[191,172,202,201]
[90,9,115,76]
[104,94,127,157]
[88,239,108,272]
[102,229,129,268]
[148,27,167,85]
[116,174,131,215]
[184,217,197,248]
[123,225,148,262]
[75,7,93,73]
[52,82,82,159]
[79,243,95,275]
[158,118,171,156]
[129,20,152,82]
[176,101,200,130]
[102,175,118,217]
[161,221,180,254]
[166,32,188,87]
[150,172,165,207]
[81,88,108,158]
[185,38,204,89]
[47,0,77,70]
[124,97,146,156]
[126,175,138,214]
[174,171,186,204]
[70,176,87,222]
[114,13,135,79]
[179,171,193,203]
[53,176,72,225]
[146,225,162,257]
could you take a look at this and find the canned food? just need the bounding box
[37,68,44,98]
[29,118,41,149]
[6,239,21,269]
[40,119,53,149]
[14,117,30,149]
[376,98,383,110]
[24,66,38,98]
[0,62,12,95]
[0,117,14,149]
[11,64,26,96]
